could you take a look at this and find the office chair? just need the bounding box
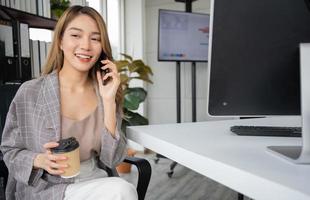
[154,153,178,178]
[0,84,152,200]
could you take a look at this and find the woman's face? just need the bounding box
[60,14,102,73]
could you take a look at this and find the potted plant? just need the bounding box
[115,53,153,173]
[51,0,70,20]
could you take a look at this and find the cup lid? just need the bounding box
[51,137,79,153]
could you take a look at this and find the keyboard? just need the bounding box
[230,126,302,137]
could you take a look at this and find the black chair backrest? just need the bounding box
[0,84,20,193]
[0,84,20,143]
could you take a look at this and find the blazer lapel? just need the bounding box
[42,71,61,140]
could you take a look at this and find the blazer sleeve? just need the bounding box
[0,99,44,187]
[99,108,127,168]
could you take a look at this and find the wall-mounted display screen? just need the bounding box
[158,9,209,62]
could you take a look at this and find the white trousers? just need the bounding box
[64,158,138,200]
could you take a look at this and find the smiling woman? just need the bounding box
[0,5,137,200]
[60,14,102,73]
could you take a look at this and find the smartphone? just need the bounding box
[95,51,110,85]
[95,51,107,73]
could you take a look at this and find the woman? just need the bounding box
[0,6,137,200]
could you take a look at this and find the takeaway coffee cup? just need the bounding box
[51,137,80,178]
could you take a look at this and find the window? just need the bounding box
[29,28,52,42]
[107,0,123,59]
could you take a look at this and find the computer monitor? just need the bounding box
[158,9,209,62]
[207,0,310,163]
[208,0,310,116]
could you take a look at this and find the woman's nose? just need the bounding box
[80,37,91,50]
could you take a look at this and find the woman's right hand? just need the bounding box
[33,142,68,175]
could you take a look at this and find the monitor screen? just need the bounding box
[158,9,210,62]
[207,0,310,116]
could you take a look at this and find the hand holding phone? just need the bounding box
[95,51,111,85]
[95,52,121,101]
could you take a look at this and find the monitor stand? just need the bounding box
[268,43,310,164]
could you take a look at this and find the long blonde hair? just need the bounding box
[43,5,123,107]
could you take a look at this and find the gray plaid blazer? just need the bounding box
[0,71,127,200]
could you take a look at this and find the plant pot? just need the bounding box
[116,148,136,174]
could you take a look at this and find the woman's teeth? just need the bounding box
[75,54,92,59]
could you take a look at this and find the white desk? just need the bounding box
[127,116,310,200]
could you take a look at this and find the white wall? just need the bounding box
[145,0,213,124]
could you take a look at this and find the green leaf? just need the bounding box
[144,65,153,75]
[115,60,130,71]
[128,63,140,73]
[132,60,146,67]
[120,53,133,61]
[130,60,147,73]
[123,109,149,126]
[127,87,147,102]
[121,109,148,135]
[124,93,140,110]
[120,74,129,85]
[123,87,147,110]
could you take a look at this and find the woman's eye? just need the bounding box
[91,38,100,41]
[71,34,80,38]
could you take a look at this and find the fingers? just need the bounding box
[44,154,68,175]
[47,159,68,170]
[102,71,120,84]
[39,142,70,175]
[100,61,119,82]
[46,167,65,175]
[34,152,68,175]
[43,142,59,149]
[101,60,118,73]
[43,142,59,154]
[97,61,120,86]
[47,154,67,162]
[45,161,66,175]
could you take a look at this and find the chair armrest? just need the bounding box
[124,157,151,200]
[97,156,152,200]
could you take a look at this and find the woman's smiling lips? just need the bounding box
[75,53,93,62]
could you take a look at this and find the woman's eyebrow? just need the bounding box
[68,27,82,32]
[92,32,100,35]
[68,27,100,35]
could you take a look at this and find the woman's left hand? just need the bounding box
[96,59,120,102]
